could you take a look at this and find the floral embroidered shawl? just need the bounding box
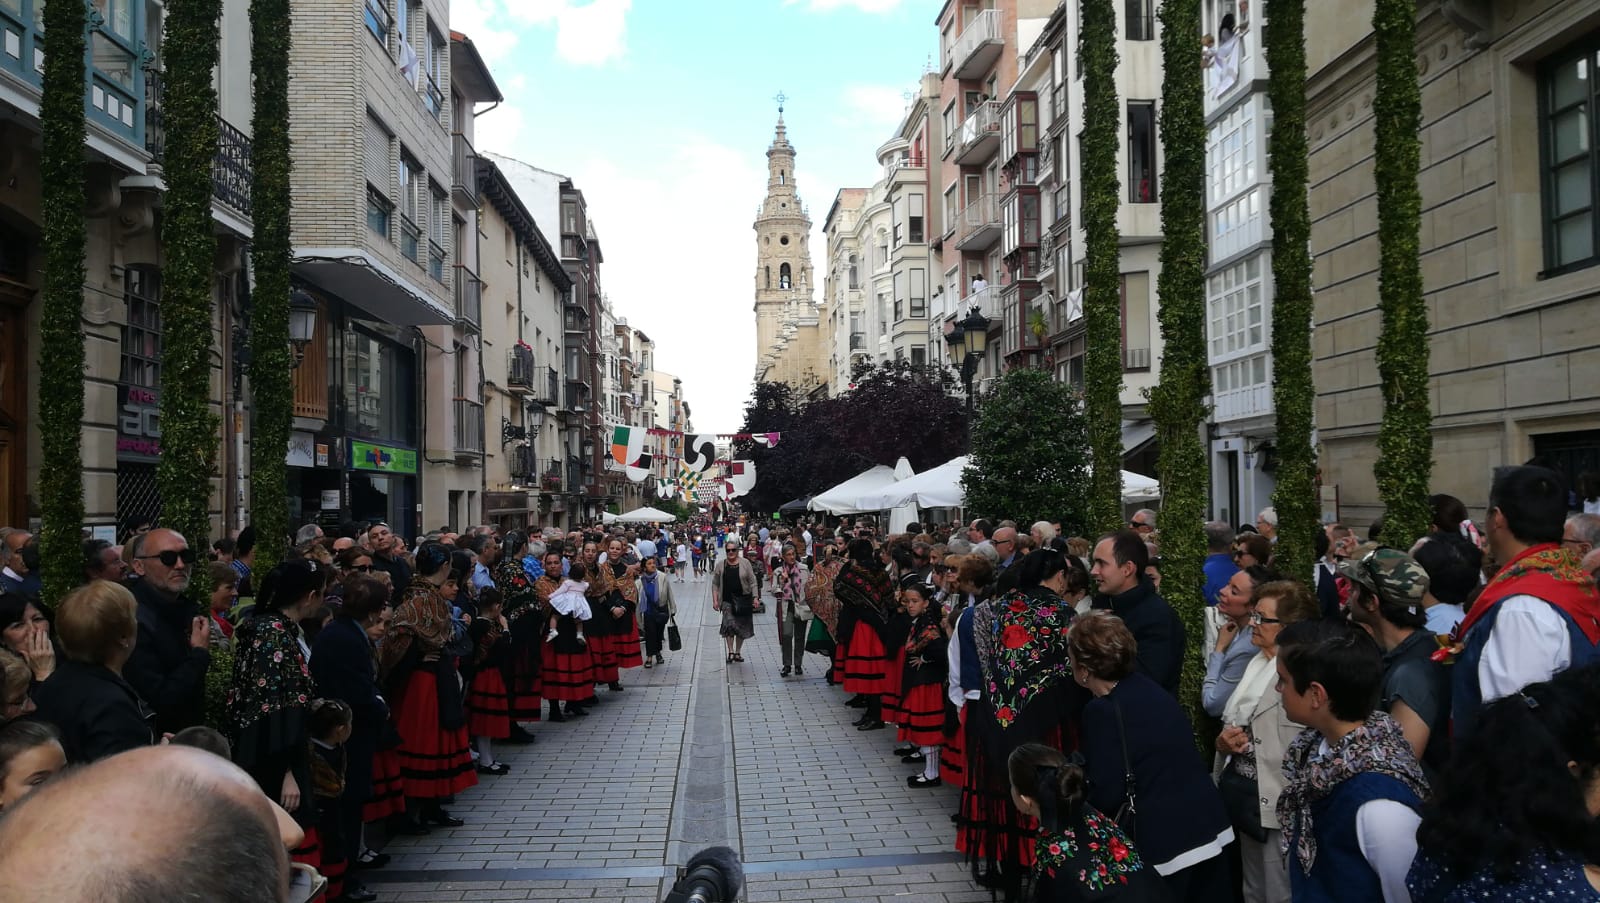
[805,558,843,639]
[494,558,539,621]
[1033,806,1147,896]
[1277,711,1428,875]
[973,588,1075,729]
[377,577,454,680]
[834,561,895,626]
[225,611,314,733]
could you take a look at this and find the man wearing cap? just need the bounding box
[1340,546,1451,774]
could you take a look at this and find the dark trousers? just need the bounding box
[643,611,669,657]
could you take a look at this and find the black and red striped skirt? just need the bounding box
[363,748,405,822]
[615,619,644,670]
[939,703,966,785]
[290,825,322,873]
[542,639,596,702]
[882,648,907,723]
[589,631,620,684]
[507,645,543,721]
[393,669,478,799]
[895,682,947,747]
[842,627,891,695]
[466,667,512,739]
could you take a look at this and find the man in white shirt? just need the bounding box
[1451,465,1600,738]
[801,526,814,561]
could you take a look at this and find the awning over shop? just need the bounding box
[293,249,454,326]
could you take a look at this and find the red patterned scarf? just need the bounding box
[1457,543,1600,645]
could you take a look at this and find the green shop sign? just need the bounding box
[350,440,418,475]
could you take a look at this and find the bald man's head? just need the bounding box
[0,745,289,902]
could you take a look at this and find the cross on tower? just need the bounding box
[773,90,788,113]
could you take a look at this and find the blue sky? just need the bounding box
[449,0,940,429]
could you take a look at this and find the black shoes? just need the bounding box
[343,886,379,902]
[476,762,510,776]
[907,775,942,788]
[780,667,791,677]
[420,807,465,828]
[901,751,926,763]
[352,851,391,871]
[505,725,536,744]
[608,681,625,692]
[856,720,886,731]
[846,695,868,708]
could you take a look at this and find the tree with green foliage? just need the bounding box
[1149,0,1212,741]
[1080,0,1126,533]
[962,368,1091,534]
[1265,0,1319,581]
[158,0,223,562]
[732,381,804,515]
[36,0,89,609]
[1372,0,1432,548]
[248,0,295,570]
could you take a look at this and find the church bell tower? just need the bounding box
[753,94,813,366]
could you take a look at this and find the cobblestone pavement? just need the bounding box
[366,558,986,902]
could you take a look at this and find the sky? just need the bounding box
[447,0,940,430]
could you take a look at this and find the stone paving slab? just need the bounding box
[366,558,985,902]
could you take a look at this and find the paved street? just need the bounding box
[366,566,987,902]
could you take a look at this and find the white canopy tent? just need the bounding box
[887,457,918,534]
[1122,470,1161,503]
[807,465,901,515]
[603,506,678,524]
[858,455,971,510]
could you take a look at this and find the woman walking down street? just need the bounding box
[1071,612,1233,902]
[603,539,643,686]
[541,557,595,721]
[959,549,1081,901]
[674,539,689,583]
[712,537,758,663]
[636,557,675,667]
[492,532,543,742]
[1407,664,1600,902]
[377,542,477,831]
[773,544,811,677]
[1214,580,1323,903]
[836,539,897,731]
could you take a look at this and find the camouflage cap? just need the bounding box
[1335,545,1430,610]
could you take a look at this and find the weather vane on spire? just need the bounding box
[774,90,788,114]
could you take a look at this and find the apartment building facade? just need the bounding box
[1306,0,1600,525]
[0,0,255,537]
[821,188,869,394]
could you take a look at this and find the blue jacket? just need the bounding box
[1287,772,1422,903]
[1452,597,1600,740]
[1202,553,1238,607]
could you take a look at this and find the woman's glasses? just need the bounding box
[1248,611,1281,625]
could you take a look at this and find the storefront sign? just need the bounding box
[315,443,330,467]
[320,489,342,510]
[116,385,161,462]
[286,431,316,468]
[350,440,418,475]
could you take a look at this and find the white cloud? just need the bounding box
[505,0,633,66]
[840,83,912,130]
[784,0,906,12]
[447,0,520,65]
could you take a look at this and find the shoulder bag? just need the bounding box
[667,617,683,652]
[1110,700,1140,841]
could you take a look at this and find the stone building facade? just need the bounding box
[752,110,823,392]
[1306,0,1600,526]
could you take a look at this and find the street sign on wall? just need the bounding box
[350,440,418,475]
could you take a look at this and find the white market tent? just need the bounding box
[603,506,678,524]
[887,457,918,534]
[808,465,901,515]
[858,455,971,510]
[1122,470,1161,503]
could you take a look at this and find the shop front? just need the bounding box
[349,439,419,539]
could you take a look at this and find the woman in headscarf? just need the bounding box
[377,541,476,830]
[493,531,543,741]
[959,548,1084,902]
[836,538,897,732]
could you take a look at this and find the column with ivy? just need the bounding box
[1080,0,1126,532]
[37,0,90,608]
[156,0,224,557]
[1372,0,1432,546]
[248,0,294,570]
[1149,0,1211,734]
[1266,0,1319,579]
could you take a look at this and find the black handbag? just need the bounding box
[1110,701,1139,841]
[667,617,682,652]
[1218,761,1268,842]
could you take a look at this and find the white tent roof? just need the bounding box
[1122,470,1161,503]
[858,456,971,510]
[604,506,678,524]
[808,465,901,515]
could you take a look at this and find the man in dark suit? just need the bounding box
[123,529,212,735]
[1090,530,1185,696]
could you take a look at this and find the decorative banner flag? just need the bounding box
[683,434,717,473]
[674,462,703,497]
[610,425,645,467]
[625,452,652,483]
[752,433,782,448]
[727,460,756,498]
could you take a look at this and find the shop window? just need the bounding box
[1128,101,1158,203]
[120,265,161,388]
[1542,40,1600,273]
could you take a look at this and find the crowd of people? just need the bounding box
[0,517,695,903]
[746,463,1600,903]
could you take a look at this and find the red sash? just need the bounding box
[1457,543,1600,645]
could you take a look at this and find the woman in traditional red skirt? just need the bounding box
[493,531,544,738]
[377,542,477,831]
[894,580,949,788]
[541,559,596,721]
[580,543,618,694]
[836,539,896,731]
[464,587,513,775]
[603,539,643,675]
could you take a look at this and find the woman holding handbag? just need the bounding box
[635,557,675,668]
[773,544,811,677]
[711,537,757,663]
[1070,612,1232,903]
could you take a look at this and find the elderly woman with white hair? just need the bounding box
[1029,521,1057,546]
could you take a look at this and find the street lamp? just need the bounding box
[288,290,318,368]
[949,307,991,419]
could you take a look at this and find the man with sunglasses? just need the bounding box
[125,528,213,735]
